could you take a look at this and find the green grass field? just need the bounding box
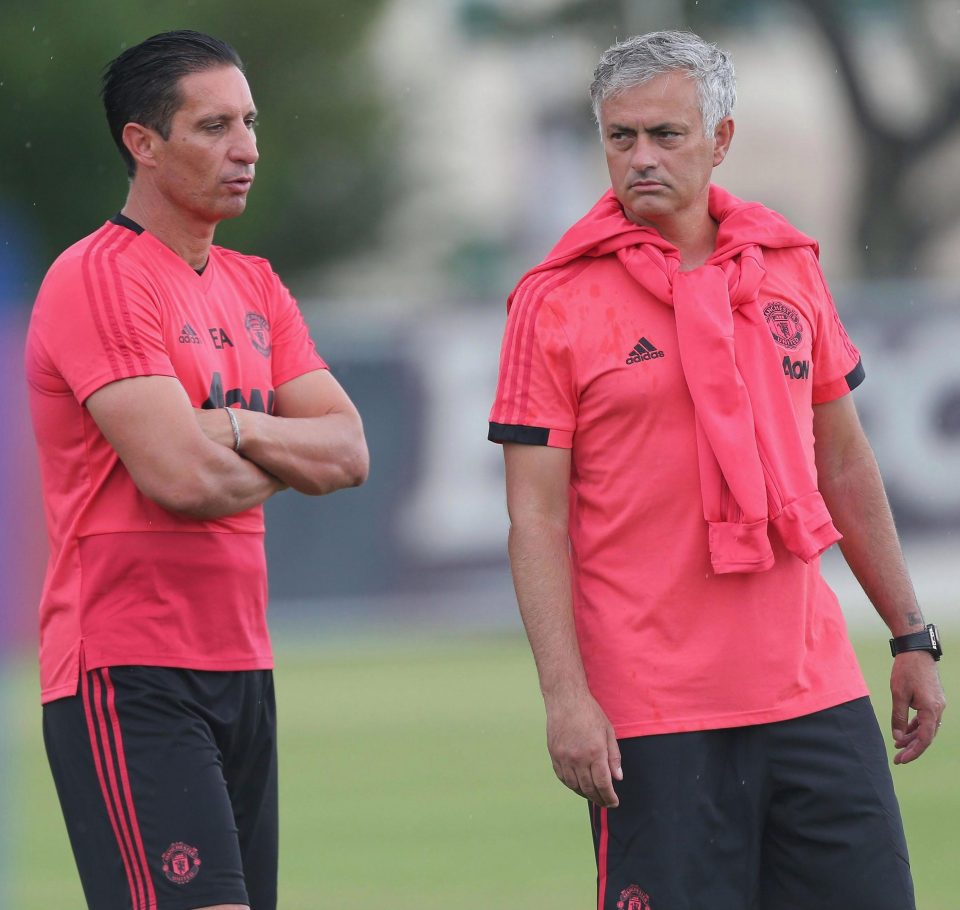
[9,629,958,909]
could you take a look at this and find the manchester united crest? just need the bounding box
[763,300,803,350]
[245,311,271,358]
[161,841,201,885]
[617,884,652,910]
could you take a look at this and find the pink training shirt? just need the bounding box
[26,218,326,703]
[489,190,869,738]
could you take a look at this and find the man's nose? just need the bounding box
[231,125,259,165]
[630,135,657,172]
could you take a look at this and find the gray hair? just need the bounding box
[590,30,736,135]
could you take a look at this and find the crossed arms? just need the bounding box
[503,393,945,809]
[86,369,369,519]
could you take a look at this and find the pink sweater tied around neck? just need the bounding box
[508,184,841,573]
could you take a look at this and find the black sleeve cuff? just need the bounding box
[845,358,865,392]
[488,422,550,445]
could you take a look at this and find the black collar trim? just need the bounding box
[110,212,145,234]
[109,213,207,275]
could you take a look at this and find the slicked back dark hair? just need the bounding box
[101,30,244,177]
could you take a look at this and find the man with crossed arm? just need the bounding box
[26,30,367,910]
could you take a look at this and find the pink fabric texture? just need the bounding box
[508,185,841,573]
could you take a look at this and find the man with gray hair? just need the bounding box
[489,29,944,909]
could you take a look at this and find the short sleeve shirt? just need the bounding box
[489,245,869,737]
[26,219,326,702]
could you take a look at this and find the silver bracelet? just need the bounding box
[225,407,242,453]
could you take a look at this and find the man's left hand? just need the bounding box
[890,651,946,764]
[195,407,238,450]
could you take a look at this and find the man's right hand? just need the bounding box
[502,442,620,808]
[545,690,623,808]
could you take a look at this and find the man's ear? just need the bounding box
[712,116,734,167]
[122,123,161,171]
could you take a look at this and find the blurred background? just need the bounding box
[2,0,958,907]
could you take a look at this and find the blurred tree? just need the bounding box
[464,0,960,278]
[0,0,389,293]
[784,0,960,276]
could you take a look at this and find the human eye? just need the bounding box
[244,117,258,131]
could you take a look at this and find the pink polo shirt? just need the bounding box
[490,200,868,737]
[26,218,326,703]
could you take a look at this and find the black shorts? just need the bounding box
[591,697,915,910]
[43,666,278,910]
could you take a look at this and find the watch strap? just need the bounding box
[889,624,942,661]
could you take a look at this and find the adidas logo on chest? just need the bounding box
[625,337,665,365]
[178,323,202,345]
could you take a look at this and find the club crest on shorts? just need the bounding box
[161,841,201,884]
[617,885,653,910]
[763,300,803,350]
[245,311,272,358]
[617,884,652,909]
